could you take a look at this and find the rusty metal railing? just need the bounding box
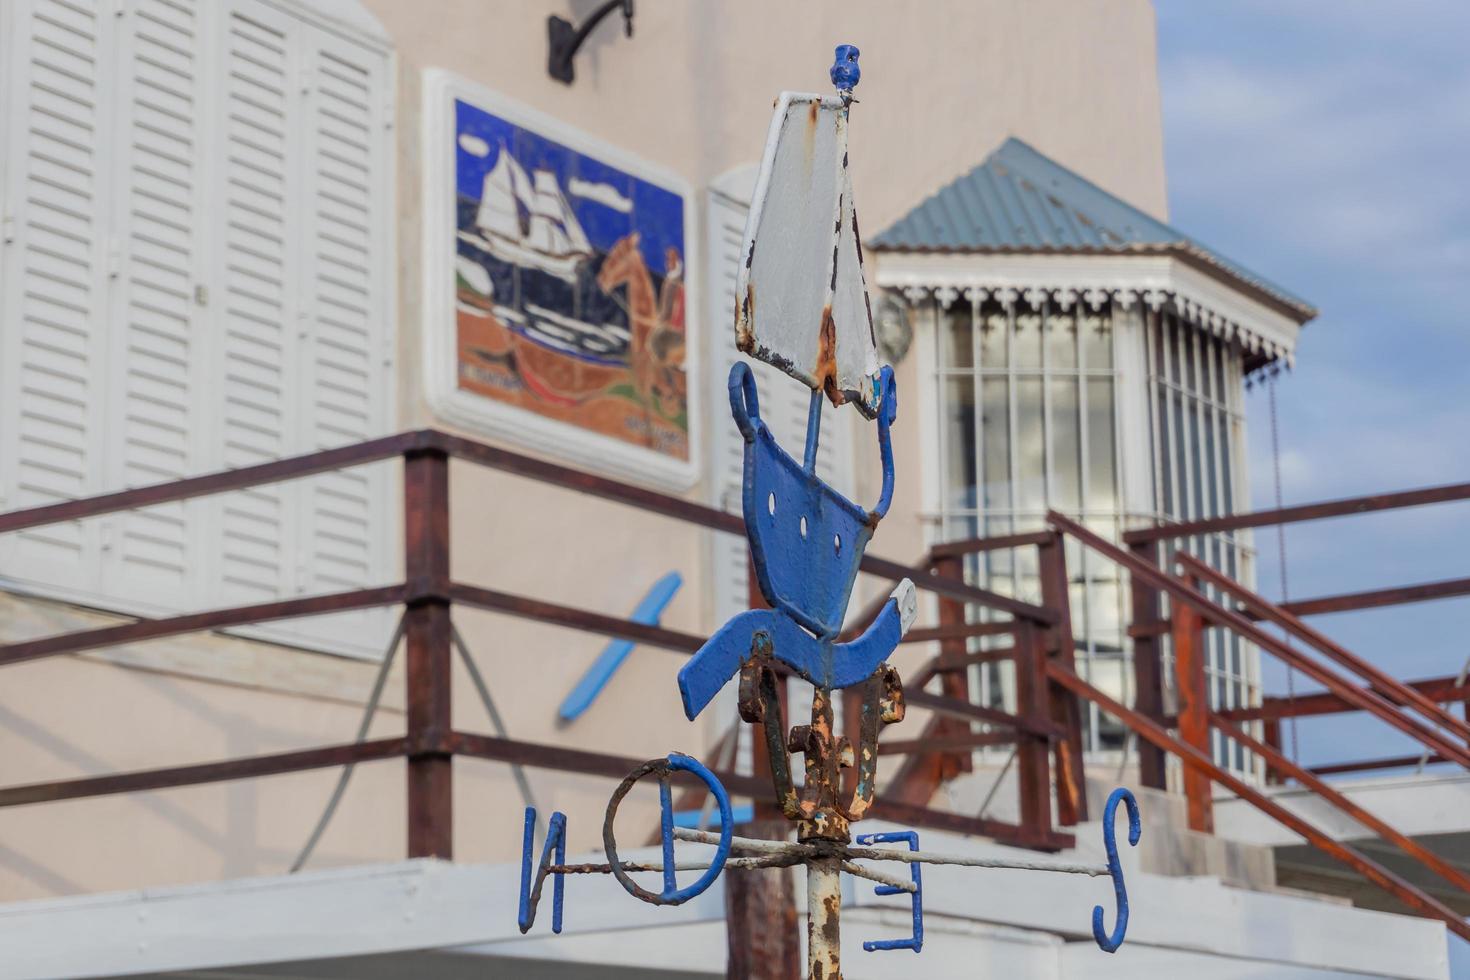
[1052,508,1470,940]
[3,428,1466,939]
[0,428,1068,860]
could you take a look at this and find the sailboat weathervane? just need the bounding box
[511,47,1142,977]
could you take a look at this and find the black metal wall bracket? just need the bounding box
[547,0,634,85]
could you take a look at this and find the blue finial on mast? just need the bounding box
[830,44,861,94]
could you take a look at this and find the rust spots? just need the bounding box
[817,304,842,405]
[802,99,819,175]
[736,282,756,353]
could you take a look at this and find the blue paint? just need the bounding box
[655,754,733,904]
[518,808,568,934]
[558,572,683,722]
[608,753,734,905]
[672,803,754,829]
[856,830,922,953]
[830,44,861,93]
[455,98,683,273]
[677,362,900,720]
[1093,787,1141,953]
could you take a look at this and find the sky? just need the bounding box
[1153,3,1470,969]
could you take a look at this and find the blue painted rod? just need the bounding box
[558,571,683,722]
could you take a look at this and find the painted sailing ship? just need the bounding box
[459,142,593,284]
[456,140,634,382]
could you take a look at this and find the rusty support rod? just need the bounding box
[1048,512,1470,770]
[0,585,407,668]
[0,432,428,534]
[877,732,1016,755]
[1211,713,1470,896]
[1046,663,1470,941]
[1262,575,1470,619]
[0,738,410,807]
[1177,552,1470,745]
[1122,478,1470,543]
[1309,754,1452,776]
[928,530,1054,558]
[449,582,705,653]
[1217,675,1470,722]
[902,621,1017,644]
[905,689,1064,739]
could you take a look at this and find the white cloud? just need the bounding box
[458,133,490,157]
[568,177,632,213]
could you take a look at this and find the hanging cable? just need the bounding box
[1417,652,1470,773]
[291,615,406,873]
[452,624,543,829]
[1268,369,1300,764]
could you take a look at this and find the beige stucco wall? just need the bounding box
[0,0,1166,901]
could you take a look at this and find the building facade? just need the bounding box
[2,5,1448,980]
[0,0,1174,896]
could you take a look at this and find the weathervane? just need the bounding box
[517,46,1142,977]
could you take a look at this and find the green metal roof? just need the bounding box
[872,138,1315,320]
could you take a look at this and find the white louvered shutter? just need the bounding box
[288,19,393,653]
[0,0,395,659]
[98,0,208,609]
[0,0,111,599]
[706,190,853,628]
[208,0,302,613]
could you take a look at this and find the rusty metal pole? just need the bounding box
[806,856,842,979]
[404,447,453,859]
[1171,573,1213,833]
[726,557,800,980]
[1037,533,1087,824]
[1127,538,1168,789]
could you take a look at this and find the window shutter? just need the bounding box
[0,0,110,597]
[289,17,393,653]
[0,0,395,658]
[707,192,756,627]
[98,0,208,609]
[208,0,302,609]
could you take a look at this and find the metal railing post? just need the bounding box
[1127,538,1168,789]
[1171,572,1213,833]
[1038,533,1087,824]
[1014,618,1053,844]
[404,447,453,859]
[931,555,974,781]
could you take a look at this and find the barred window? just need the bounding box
[1145,309,1260,775]
[933,291,1128,753]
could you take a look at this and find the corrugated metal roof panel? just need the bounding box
[873,138,1314,318]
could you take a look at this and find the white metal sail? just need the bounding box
[733,92,880,416]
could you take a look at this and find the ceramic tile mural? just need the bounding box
[453,98,689,461]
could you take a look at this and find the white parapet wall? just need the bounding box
[0,826,1447,979]
[1213,770,1470,847]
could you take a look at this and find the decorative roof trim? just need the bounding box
[873,251,1303,368]
[874,243,1317,324]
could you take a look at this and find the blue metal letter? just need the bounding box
[518,808,568,934]
[855,830,923,953]
[604,753,734,906]
[1093,787,1141,953]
